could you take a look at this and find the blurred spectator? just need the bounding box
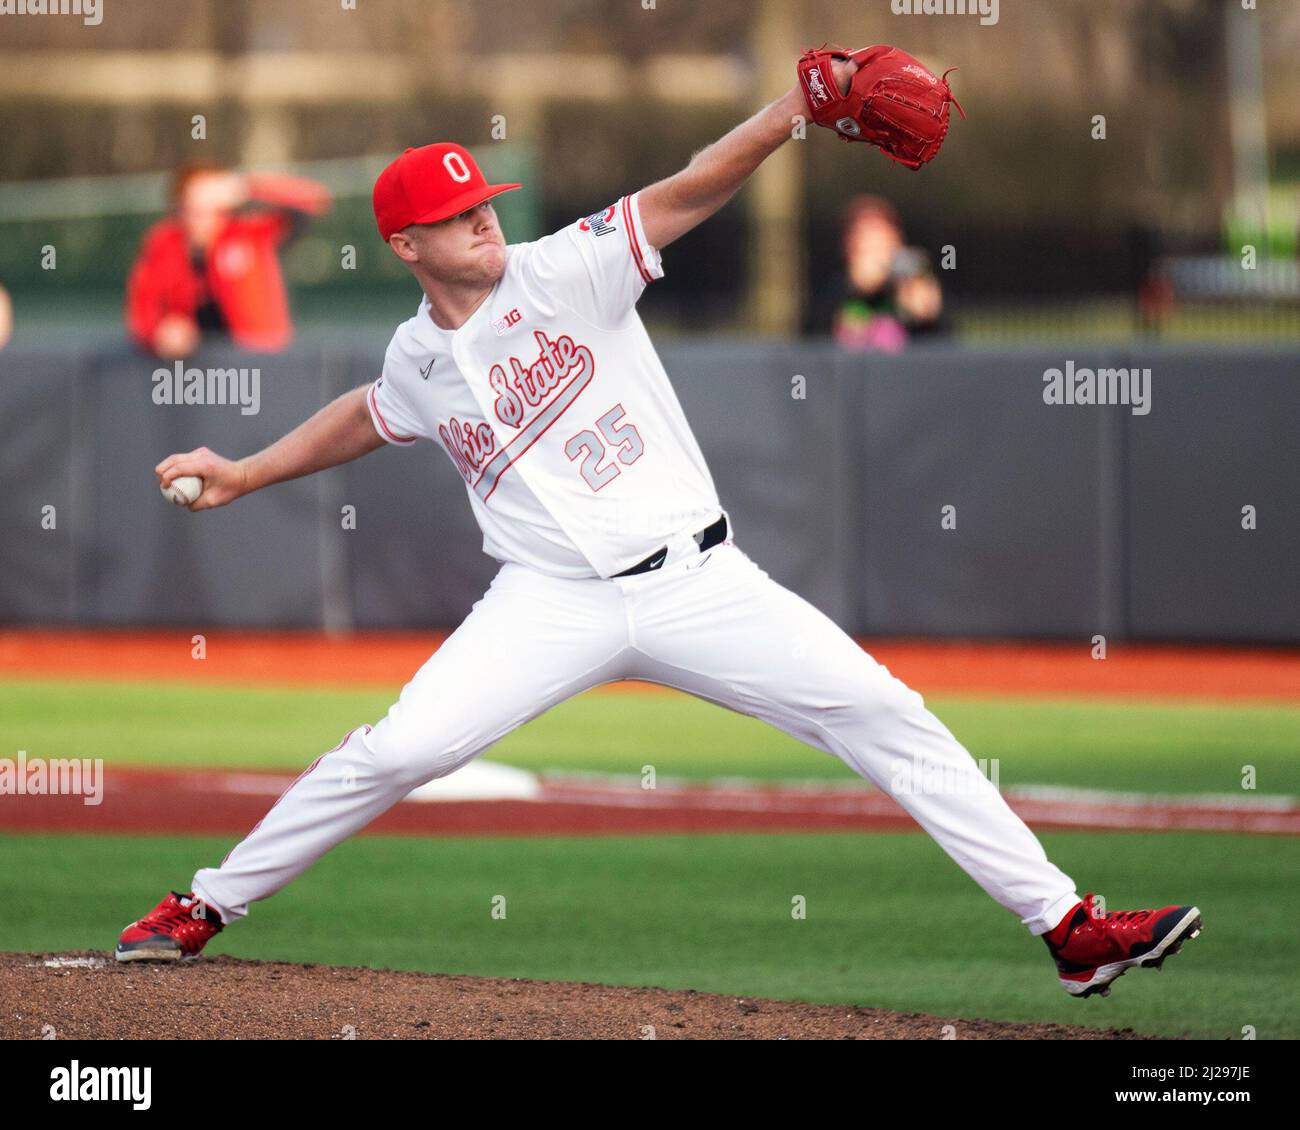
[0,282,11,350]
[829,195,948,352]
[125,163,332,357]
[1137,268,1176,336]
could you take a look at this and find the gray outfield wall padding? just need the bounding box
[843,347,1111,639]
[1122,351,1299,642]
[0,342,1295,642]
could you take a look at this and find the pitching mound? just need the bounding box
[2,952,1152,1040]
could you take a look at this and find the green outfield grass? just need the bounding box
[0,830,1293,1040]
[2,679,1297,795]
[3,678,1295,1037]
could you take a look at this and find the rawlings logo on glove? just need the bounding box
[797,43,964,169]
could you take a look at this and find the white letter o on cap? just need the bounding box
[443,152,471,183]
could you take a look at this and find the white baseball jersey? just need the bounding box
[191,183,1083,949]
[366,191,724,579]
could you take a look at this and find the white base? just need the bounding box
[403,759,541,802]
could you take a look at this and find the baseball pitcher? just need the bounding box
[119,45,1201,999]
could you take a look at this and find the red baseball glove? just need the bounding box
[796,43,964,169]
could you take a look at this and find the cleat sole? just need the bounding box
[115,946,183,963]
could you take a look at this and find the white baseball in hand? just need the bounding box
[162,475,204,507]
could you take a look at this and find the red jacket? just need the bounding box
[125,175,330,353]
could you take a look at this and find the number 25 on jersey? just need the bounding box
[565,404,644,492]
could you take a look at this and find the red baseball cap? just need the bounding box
[372,142,522,241]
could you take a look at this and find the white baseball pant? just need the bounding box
[193,539,1080,935]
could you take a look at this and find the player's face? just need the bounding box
[402,202,506,287]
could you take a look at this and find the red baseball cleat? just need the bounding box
[1044,891,1201,997]
[115,891,224,963]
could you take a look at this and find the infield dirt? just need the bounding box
[0,951,1156,1040]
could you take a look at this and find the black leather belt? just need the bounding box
[612,514,728,578]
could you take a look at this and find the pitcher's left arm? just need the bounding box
[637,57,857,251]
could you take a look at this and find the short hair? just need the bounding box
[841,195,903,240]
[170,160,226,211]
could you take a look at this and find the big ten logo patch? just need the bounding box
[578,204,618,237]
[491,307,522,336]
